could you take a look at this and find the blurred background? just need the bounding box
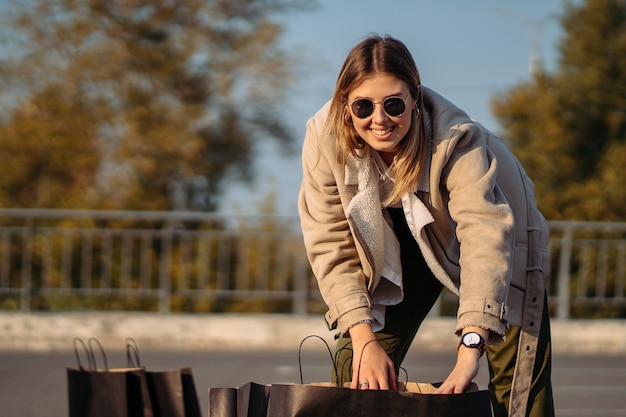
[0,0,624,319]
[1,1,625,416]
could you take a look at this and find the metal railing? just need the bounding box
[0,209,316,315]
[1,209,625,318]
[549,221,626,318]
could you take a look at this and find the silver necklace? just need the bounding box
[373,154,395,182]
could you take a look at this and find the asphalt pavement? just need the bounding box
[1,347,625,416]
[0,313,625,416]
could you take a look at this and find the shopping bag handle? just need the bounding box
[125,337,142,368]
[72,337,109,370]
[298,335,338,385]
[398,366,409,389]
[88,337,109,371]
[333,341,354,384]
[73,337,95,370]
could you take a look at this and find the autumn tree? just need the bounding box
[491,0,626,221]
[0,0,312,211]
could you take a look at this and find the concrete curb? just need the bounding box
[1,312,625,353]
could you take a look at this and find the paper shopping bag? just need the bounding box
[142,367,202,417]
[67,367,154,417]
[208,387,237,417]
[208,335,492,417]
[67,338,153,417]
[126,338,202,417]
[266,382,492,417]
[68,338,202,417]
[208,381,271,417]
[209,381,492,417]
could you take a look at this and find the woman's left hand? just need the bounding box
[433,345,481,394]
[434,327,489,394]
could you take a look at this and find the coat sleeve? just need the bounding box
[298,109,374,334]
[438,121,515,343]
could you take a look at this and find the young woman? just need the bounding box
[298,34,554,417]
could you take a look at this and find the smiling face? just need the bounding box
[347,73,417,165]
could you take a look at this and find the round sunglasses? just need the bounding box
[349,95,408,119]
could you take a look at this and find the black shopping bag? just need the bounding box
[67,338,202,417]
[126,338,202,417]
[208,382,271,417]
[266,382,492,417]
[67,338,154,417]
[210,381,491,417]
[208,336,323,417]
[208,387,237,417]
[208,335,492,417]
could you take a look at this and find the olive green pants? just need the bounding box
[486,294,554,417]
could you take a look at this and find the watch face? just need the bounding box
[463,333,480,345]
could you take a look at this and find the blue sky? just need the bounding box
[221,0,576,217]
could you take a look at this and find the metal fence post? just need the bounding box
[556,228,573,319]
[20,224,33,312]
[158,227,173,313]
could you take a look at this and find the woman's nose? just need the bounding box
[371,103,388,123]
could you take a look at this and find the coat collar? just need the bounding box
[342,108,437,296]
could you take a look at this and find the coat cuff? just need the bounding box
[457,296,508,344]
[324,292,372,334]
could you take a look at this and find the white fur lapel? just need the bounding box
[344,151,438,291]
[345,153,384,290]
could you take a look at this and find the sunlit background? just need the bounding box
[218,0,570,217]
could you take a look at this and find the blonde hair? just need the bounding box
[325,34,427,206]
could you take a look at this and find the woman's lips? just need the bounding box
[371,126,395,138]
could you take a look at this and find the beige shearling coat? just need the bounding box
[298,87,550,415]
[298,87,549,343]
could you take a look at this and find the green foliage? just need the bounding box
[0,85,102,208]
[491,0,626,221]
[0,0,314,211]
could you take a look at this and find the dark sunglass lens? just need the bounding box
[352,99,374,119]
[384,97,405,117]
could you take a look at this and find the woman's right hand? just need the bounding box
[348,323,397,391]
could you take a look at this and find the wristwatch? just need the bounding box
[459,332,486,357]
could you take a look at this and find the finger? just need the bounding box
[433,382,452,395]
[351,367,363,389]
[377,377,389,390]
[358,381,371,390]
[453,378,470,394]
[387,363,397,391]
